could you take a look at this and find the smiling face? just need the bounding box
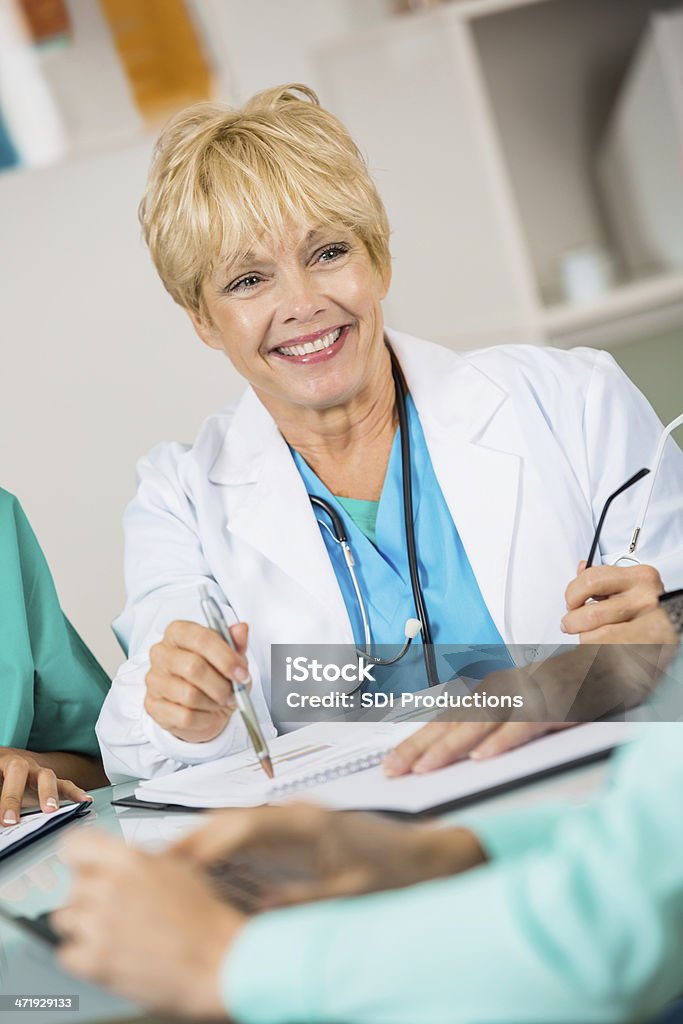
[190,225,391,420]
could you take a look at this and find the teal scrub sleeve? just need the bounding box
[0,490,109,756]
[224,721,683,1024]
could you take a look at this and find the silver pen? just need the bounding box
[198,585,274,779]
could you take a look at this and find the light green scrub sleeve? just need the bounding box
[224,719,683,1024]
[464,802,570,861]
[0,489,110,756]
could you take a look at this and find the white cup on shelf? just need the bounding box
[558,244,616,306]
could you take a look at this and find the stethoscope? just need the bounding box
[308,348,440,688]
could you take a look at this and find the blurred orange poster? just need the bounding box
[99,0,213,124]
[18,0,71,45]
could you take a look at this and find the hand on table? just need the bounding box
[562,561,665,642]
[145,619,251,742]
[172,802,485,906]
[382,614,677,777]
[52,815,483,1015]
[53,831,245,1020]
[0,749,91,827]
[383,720,573,776]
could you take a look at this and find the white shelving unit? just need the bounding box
[317,0,683,350]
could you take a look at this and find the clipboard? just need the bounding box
[382,743,614,820]
[0,801,92,864]
[111,725,627,816]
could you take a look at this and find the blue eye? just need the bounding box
[228,274,261,293]
[317,243,349,263]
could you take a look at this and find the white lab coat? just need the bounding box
[97,332,683,781]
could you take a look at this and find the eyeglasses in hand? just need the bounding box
[586,412,683,569]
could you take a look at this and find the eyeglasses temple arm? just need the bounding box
[586,467,650,569]
[628,413,683,556]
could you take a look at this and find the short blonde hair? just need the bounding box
[139,83,391,315]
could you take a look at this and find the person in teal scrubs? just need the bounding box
[0,488,109,824]
[55,615,683,1023]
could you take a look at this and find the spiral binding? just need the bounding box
[270,747,391,798]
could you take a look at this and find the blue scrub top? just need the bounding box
[292,395,511,692]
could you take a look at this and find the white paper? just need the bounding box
[135,722,634,813]
[135,722,419,808]
[0,804,80,856]
[303,722,635,812]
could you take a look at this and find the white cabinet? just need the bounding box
[318,0,683,349]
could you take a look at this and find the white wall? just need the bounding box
[190,0,393,104]
[0,140,243,672]
[0,0,395,675]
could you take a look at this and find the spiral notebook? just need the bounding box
[133,723,416,809]
[132,721,632,813]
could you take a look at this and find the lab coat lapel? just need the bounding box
[388,331,520,638]
[209,388,353,642]
[427,435,519,639]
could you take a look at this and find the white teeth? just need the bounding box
[277,327,342,357]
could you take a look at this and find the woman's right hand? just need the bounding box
[144,620,251,743]
[0,750,90,826]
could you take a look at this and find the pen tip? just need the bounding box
[262,756,274,780]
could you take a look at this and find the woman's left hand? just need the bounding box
[383,720,572,774]
[53,831,245,1020]
[562,561,664,642]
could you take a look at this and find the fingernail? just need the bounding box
[46,798,59,810]
[560,621,568,634]
[412,758,433,774]
[233,666,249,683]
[226,696,236,710]
[3,811,17,825]
[470,748,486,760]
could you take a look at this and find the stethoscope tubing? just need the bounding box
[391,354,438,684]
[308,346,438,688]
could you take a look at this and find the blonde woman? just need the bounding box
[97,85,683,782]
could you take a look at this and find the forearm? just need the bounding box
[510,642,674,724]
[225,810,678,1024]
[415,825,487,879]
[225,723,683,1024]
[28,751,109,790]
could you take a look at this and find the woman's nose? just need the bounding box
[279,270,326,325]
